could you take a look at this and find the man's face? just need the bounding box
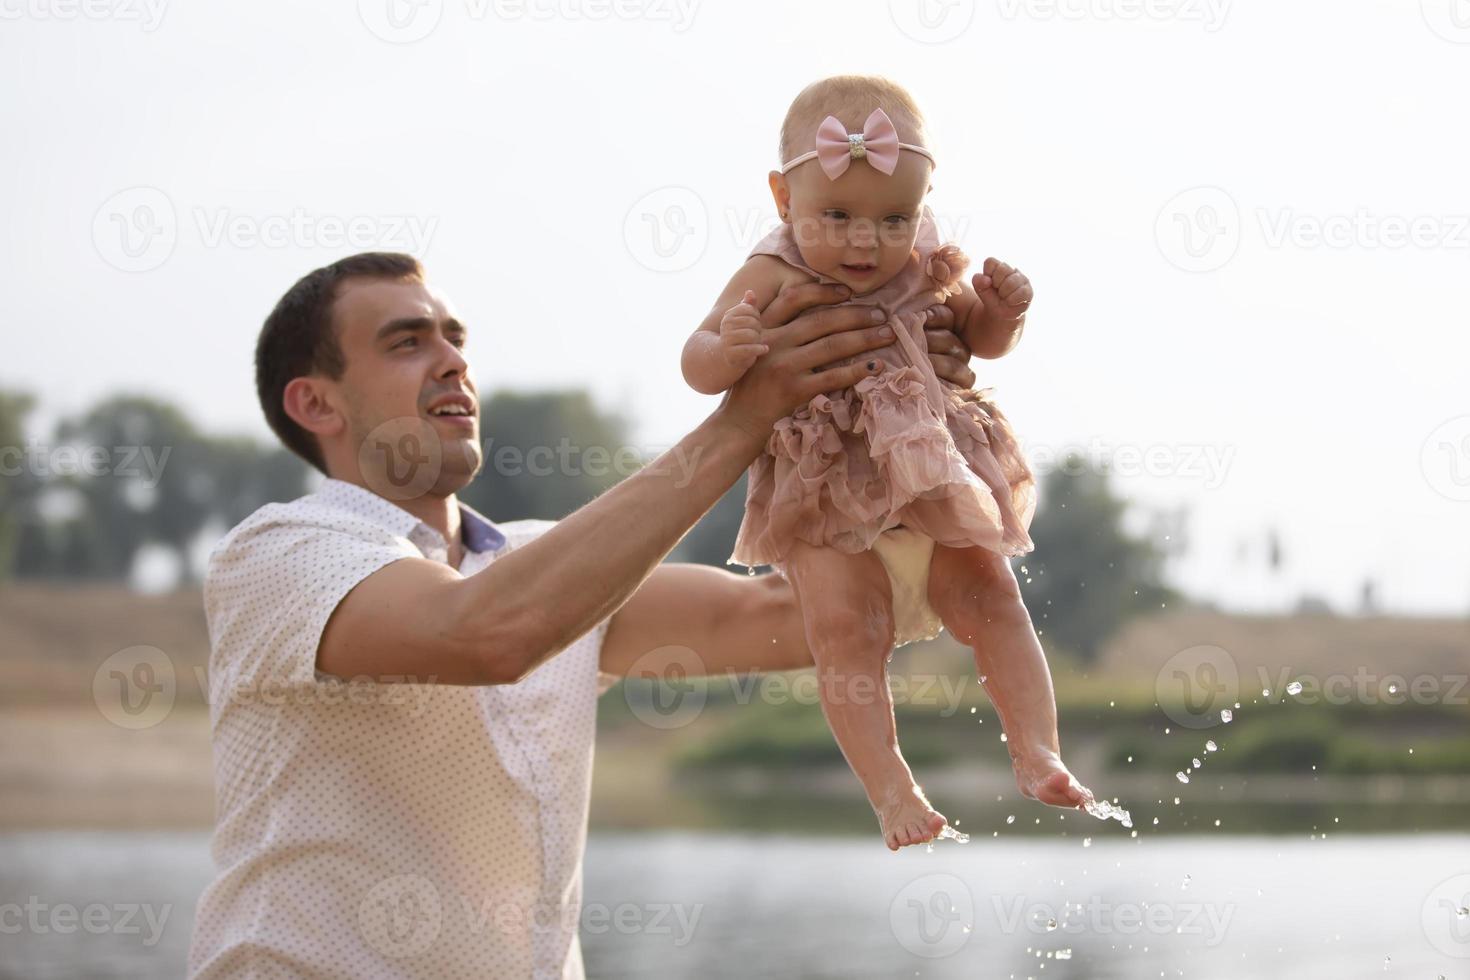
[330,277,482,496]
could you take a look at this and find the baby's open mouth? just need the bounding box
[841,263,878,275]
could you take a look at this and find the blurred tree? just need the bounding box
[13,394,309,582]
[0,389,39,580]
[1020,455,1181,663]
[460,390,633,523]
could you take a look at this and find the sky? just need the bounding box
[2,0,1468,615]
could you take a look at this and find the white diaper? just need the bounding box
[871,526,945,647]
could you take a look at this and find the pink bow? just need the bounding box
[814,108,901,179]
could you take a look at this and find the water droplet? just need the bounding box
[1000,733,1008,742]
[1205,740,1217,752]
[1286,681,1303,696]
[1176,771,1190,784]
[1055,949,1072,960]
[1006,815,1016,824]
[1044,918,1058,932]
[1191,758,1202,769]
[1220,709,1233,723]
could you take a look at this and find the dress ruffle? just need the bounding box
[728,209,1037,571]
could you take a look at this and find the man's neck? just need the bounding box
[397,492,463,566]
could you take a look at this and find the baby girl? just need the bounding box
[681,75,1094,850]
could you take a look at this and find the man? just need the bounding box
[186,252,982,978]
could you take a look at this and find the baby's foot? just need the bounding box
[1013,752,1093,809]
[875,785,948,851]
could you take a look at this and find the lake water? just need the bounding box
[1,831,1467,978]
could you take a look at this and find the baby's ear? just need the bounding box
[767,170,793,222]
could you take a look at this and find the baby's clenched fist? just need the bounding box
[719,289,770,373]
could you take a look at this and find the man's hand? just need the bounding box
[922,304,977,389]
[721,282,895,437]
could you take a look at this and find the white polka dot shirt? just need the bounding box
[187,478,617,979]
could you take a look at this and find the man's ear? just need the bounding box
[768,171,793,222]
[282,376,345,440]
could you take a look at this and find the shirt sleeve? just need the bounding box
[203,508,419,695]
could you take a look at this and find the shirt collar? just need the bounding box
[317,478,508,556]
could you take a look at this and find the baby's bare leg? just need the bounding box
[784,540,948,850]
[926,543,1093,809]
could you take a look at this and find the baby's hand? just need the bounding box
[973,258,1033,323]
[718,289,770,374]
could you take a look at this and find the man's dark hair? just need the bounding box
[256,252,425,473]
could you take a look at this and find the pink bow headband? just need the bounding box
[779,107,936,180]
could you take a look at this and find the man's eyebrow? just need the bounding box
[374,316,468,340]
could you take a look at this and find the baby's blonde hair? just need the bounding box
[778,75,928,164]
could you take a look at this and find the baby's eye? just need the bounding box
[884,214,911,225]
[822,209,849,221]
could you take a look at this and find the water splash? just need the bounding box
[1084,798,1133,828]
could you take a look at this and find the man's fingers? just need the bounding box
[762,282,852,331]
[924,304,957,330]
[924,326,971,362]
[789,322,893,373]
[930,355,976,389]
[805,359,885,396]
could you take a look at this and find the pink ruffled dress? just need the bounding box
[729,207,1038,574]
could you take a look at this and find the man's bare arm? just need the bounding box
[318,284,896,686]
[599,564,812,680]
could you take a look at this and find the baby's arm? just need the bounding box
[682,255,807,395]
[944,257,1033,360]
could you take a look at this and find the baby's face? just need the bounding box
[772,150,933,295]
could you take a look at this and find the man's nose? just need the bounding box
[434,336,470,378]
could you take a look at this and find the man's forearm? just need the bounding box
[460,406,766,683]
